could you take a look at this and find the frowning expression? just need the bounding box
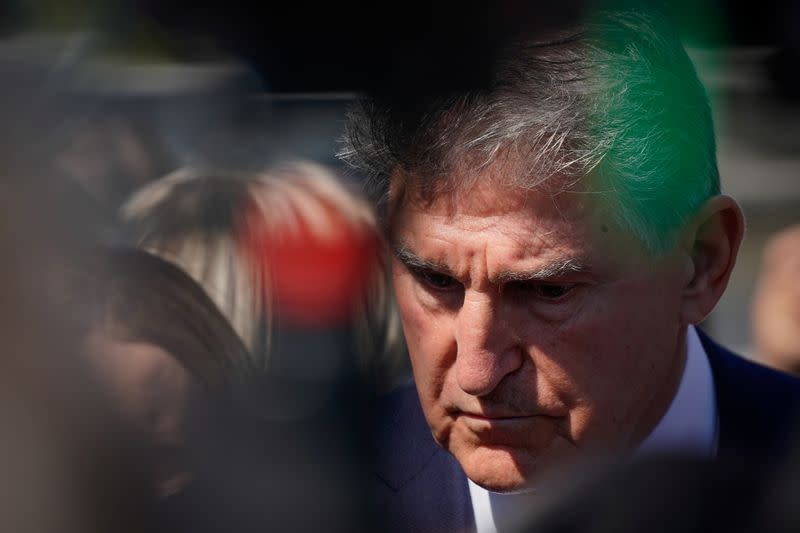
[390,170,688,492]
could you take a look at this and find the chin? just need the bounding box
[457,446,536,493]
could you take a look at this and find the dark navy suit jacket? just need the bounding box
[369,331,800,533]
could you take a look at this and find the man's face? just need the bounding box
[390,169,689,492]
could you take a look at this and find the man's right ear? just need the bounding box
[677,195,745,325]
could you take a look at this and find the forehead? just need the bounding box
[387,161,653,274]
[391,170,597,245]
[390,150,593,215]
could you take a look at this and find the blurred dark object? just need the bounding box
[123,0,800,98]
[521,455,762,533]
[131,0,586,94]
[1,1,799,97]
[0,59,157,533]
[766,47,800,102]
[157,374,377,533]
[522,421,800,533]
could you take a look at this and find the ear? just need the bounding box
[678,195,745,325]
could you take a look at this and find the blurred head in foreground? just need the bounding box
[122,161,407,389]
[753,224,800,375]
[56,246,253,499]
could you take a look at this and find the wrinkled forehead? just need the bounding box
[386,158,598,230]
[384,161,653,266]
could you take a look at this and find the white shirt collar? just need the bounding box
[635,325,718,457]
[468,325,718,533]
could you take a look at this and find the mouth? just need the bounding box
[453,410,564,449]
[455,405,564,420]
[455,409,564,436]
[459,413,535,422]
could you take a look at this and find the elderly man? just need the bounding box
[340,8,800,533]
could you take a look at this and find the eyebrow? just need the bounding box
[393,245,588,282]
[495,258,588,283]
[393,246,455,276]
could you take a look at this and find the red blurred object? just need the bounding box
[240,199,378,328]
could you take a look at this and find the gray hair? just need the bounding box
[338,9,719,253]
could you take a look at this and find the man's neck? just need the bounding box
[630,327,689,450]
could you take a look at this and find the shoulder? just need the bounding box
[370,384,457,490]
[699,329,800,408]
[698,329,800,459]
[369,385,473,532]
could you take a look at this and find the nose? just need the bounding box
[454,291,523,397]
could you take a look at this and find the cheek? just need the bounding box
[392,272,428,350]
[392,271,454,404]
[565,276,680,359]
[393,274,437,369]
[530,282,682,437]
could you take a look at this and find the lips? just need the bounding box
[460,412,532,422]
[456,411,563,448]
[456,406,564,420]
[459,411,557,425]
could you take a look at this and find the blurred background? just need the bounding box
[0,1,798,530]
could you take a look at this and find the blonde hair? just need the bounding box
[122,162,407,387]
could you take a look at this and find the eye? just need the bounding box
[413,268,460,291]
[507,281,575,301]
[535,284,571,299]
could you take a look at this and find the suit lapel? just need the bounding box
[698,329,800,461]
[372,386,474,532]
